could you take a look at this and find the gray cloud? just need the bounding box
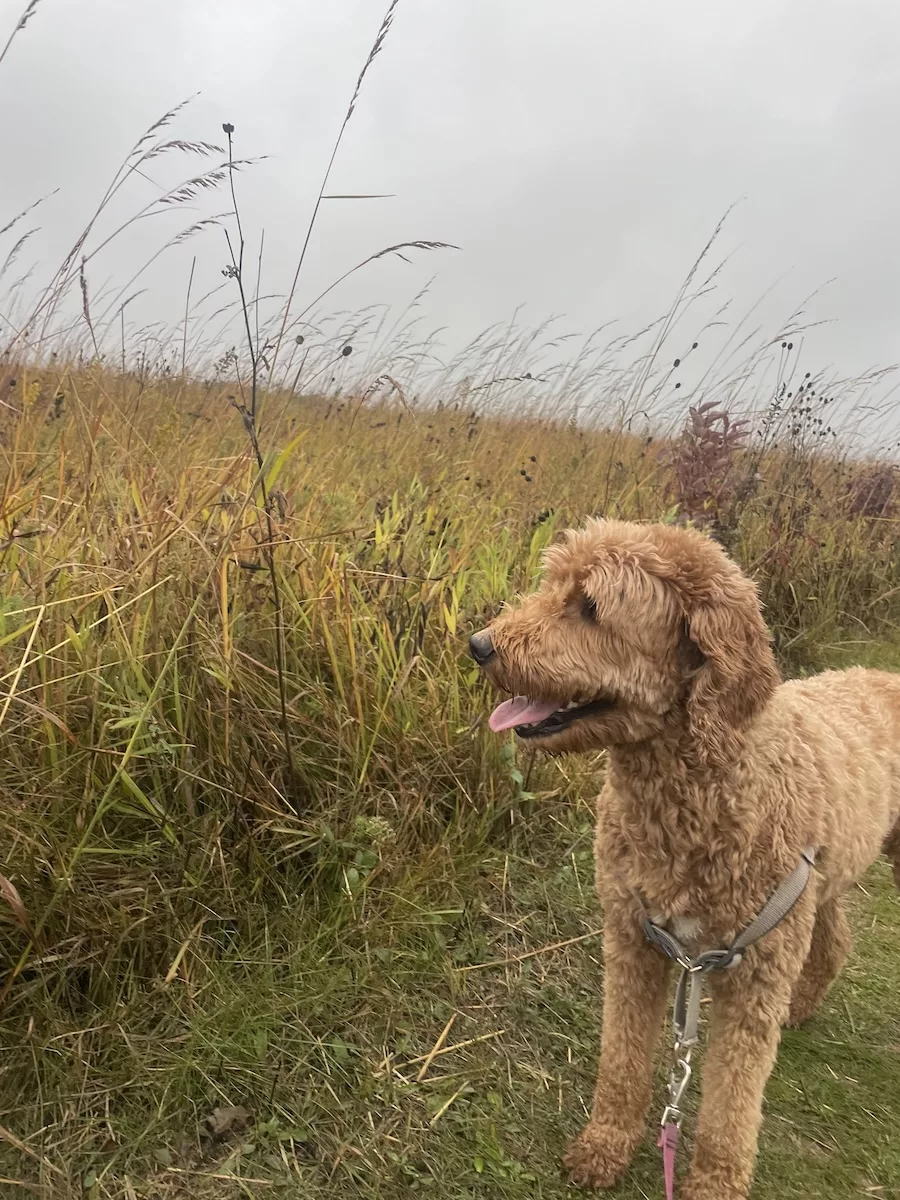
[2,0,900,408]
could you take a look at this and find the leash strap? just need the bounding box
[673,965,704,1049]
[658,1123,679,1200]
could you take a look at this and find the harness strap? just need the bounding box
[641,847,817,1048]
[640,846,817,973]
[727,847,817,959]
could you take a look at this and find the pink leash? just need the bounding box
[657,1123,679,1200]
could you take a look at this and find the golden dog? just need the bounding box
[470,519,900,1199]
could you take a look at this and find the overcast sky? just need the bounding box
[3,0,900,411]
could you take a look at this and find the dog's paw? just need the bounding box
[563,1123,638,1190]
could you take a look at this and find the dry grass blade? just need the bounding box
[346,0,400,121]
[172,212,234,246]
[0,607,44,728]
[157,164,237,207]
[429,1083,469,1126]
[370,239,459,264]
[0,229,38,283]
[132,94,199,153]
[265,0,404,386]
[0,1124,64,1177]
[0,0,41,69]
[140,138,224,163]
[0,874,29,933]
[79,257,99,357]
[0,189,58,239]
[457,928,604,972]
[163,917,207,985]
[415,1012,457,1081]
[162,1168,273,1185]
[382,1031,508,1077]
[290,240,459,331]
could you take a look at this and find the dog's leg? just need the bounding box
[786,897,851,1027]
[682,902,816,1200]
[564,901,671,1190]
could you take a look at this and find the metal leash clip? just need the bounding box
[660,1046,693,1128]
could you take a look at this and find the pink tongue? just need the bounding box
[488,696,559,733]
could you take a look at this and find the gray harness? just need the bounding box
[639,847,817,1125]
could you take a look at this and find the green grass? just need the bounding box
[1,795,897,1198]
[0,370,898,1198]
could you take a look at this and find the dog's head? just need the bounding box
[469,519,780,765]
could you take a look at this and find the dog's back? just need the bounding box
[757,667,900,891]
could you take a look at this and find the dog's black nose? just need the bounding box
[469,629,495,665]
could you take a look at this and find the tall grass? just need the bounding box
[1,365,898,904]
[1,360,900,1190]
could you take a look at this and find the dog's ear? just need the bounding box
[682,567,780,767]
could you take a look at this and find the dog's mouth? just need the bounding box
[488,695,616,739]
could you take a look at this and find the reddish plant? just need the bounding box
[667,402,751,528]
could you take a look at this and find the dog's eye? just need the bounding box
[580,595,598,621]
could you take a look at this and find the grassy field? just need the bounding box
[0,367,897,1198]
[2,7,900,1195]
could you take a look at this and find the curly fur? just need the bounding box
[472,518,900,1199]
